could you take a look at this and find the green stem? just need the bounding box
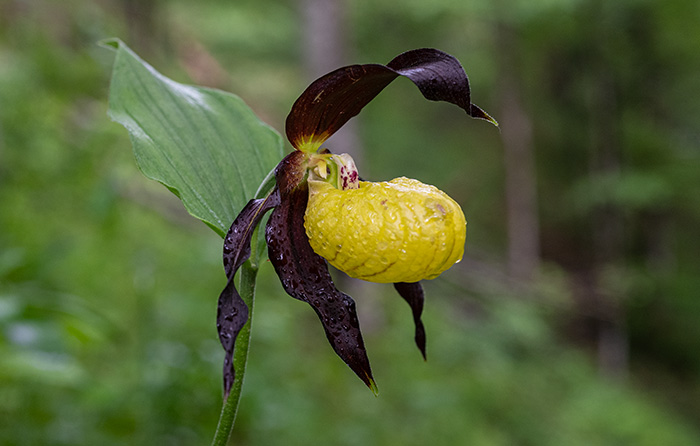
[211,262,258,446]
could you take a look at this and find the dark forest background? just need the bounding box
[1,0,699,444]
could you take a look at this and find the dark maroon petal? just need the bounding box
[393,282,427,360]
[286,64,397,151]
[266,181,377,392]
[285,48,496,150]
[218,190,280,397]
[387,48,497,125]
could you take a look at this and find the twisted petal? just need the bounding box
[266,177,377,393]
[286,48,497,151]
[393,282,427,360]
[218,190,280,396]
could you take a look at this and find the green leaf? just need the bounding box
[104,38,284,237]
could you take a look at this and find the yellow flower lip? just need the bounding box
[304,176,466,283]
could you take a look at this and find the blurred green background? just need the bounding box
[1,0,700,444]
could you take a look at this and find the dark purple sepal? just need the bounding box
[266,181,377,393]
[218,189,280,397]
[393,282,427,360]
[386,48,498,126]
[274,150,308,196]
[285,48,496,149]
[286,64,397,150]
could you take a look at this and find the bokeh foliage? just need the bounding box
[1,0,699,444]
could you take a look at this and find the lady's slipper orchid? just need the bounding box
[217,48,497,396]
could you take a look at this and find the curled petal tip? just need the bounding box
[367,376,379,397]
[470,104,499,127]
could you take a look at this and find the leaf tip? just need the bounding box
[98,38,122,52]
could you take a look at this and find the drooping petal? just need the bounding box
[393,282,427,360]
[266,176,377,393]
[286,65,396,152]
[286,48,497,151]
[218,190,280,397]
